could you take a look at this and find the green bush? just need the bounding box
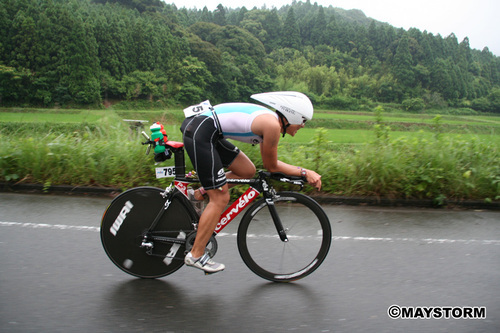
[402,98,425,112]
[471,97,491,112]
[322,95,359,110]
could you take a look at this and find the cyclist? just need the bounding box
[180,91,322,273]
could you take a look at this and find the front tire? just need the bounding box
[237,192,331,282]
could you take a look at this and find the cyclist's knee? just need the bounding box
[207,187,230,208]
[234,162,256,179]
[243,163,256,178]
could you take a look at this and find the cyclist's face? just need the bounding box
[286,123,305,136]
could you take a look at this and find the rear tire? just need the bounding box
[100,187,195,278]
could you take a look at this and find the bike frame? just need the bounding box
[174,177,260,234]
[148,172,289,242]
[142,139,303,247]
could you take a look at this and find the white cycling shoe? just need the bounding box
[184,252,225,274]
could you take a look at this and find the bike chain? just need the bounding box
[184,230,218,258]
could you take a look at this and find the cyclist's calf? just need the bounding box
[190,185,229,258]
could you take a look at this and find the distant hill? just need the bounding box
[0,0,498,112]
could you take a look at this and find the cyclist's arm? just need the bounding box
[269,160,322,190]
[255,116,322,190]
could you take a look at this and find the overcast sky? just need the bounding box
[167,0,499,56]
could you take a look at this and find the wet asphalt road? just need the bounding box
[0,192,499,333]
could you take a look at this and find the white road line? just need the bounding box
[332,236,500,245]
[0,221,100,232]
[1,221,499,245]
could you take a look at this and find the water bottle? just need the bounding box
[187,188,205,216]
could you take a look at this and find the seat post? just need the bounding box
[172,147,185,179]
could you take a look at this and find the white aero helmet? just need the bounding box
[251,91,314,125]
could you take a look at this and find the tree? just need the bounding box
[310,6,327,45]
[304,65,329,95]
[188,34,223,74]
[210,25,266,68]
[9,11,38,69]
[282,8,300,49]
[0,65,32,103]
[200,6,213,23]
[189,22,219,42]
[262,8,282,52]
[458,37,472,67]
[430,58,455,100]
[91,0,164,13]
[240,10,268,47]
[213,4,226,26]
[323,13,338,48]
[175,56,213,103]
[393,34,415,89]
[227,6,247,25]
[93,7,131,79]
[488,87,500,112]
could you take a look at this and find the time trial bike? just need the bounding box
[100,130,332,282]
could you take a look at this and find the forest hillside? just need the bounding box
[1,0,499,112]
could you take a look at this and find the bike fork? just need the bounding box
[266,198,288,242]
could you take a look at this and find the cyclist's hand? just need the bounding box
[305,169,322,190]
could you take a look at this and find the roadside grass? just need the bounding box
[1,107,499,202]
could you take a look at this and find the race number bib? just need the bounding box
[183,100,212,118]
[155,166,176,178]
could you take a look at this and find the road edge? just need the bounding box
[1,182,499,210]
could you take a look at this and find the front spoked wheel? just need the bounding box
[237,192,332,282]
